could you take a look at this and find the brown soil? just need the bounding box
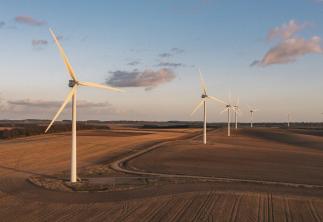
[129,128,323,186]
[0,126,323,221]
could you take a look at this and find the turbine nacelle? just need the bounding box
[69,80,77,87]
[201,94,208,99]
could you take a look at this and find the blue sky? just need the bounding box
[0,0,323,122]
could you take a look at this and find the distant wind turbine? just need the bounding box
[191,69,226,144]
[233,97,242,130]
[45,28,124,183]
[248,105,259,128]
[221,103,234,136]
[287,113,291,128]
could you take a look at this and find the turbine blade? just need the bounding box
[45,87,76,133]
[191,100,204,116]
[49,28,78,81]
[228,89,231,104]
[236,96,240,106]
[208,96,227,105]
[78,81,124,92]
[220,108,228,114]
[198,69,207,94]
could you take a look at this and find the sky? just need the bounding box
[0,0,323,122]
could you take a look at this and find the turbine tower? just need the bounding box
[287,113,291,128]
[45,28,123,183]
[248,105,258,128]
[191,69,226,144]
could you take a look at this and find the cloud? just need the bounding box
[252,36,322,66]
[0,97,125,119]
[171,47,185,54]
[127,60,140,66]
[158,48,185,58]
[250,60,260,67]
[107,68,176,91]
[32,39,48,47]
[7,99,110,109]
[0,21,5,29]
[158,52,172,58]
[252,20,322,67]
[7,99,60,108]
[267,20,305,41]
[15,16,46,26]
[157,62,185,68]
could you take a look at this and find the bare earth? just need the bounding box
[1,126,323,221]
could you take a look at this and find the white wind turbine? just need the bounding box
[220,104,233,136]
[233,97,242,130]
[287,113,291,128]
[220,93,234,137]
[45,28,124,183]
[220,92,236,136]
[248,105,259,128]
[191,69,226,144]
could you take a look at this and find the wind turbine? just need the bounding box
[45,28,124,183]
[287,113,291,128]
[233,97,242,130]
[220,92,237,136]
[191,69,226,144]
[248,105,259,128]
[221,103,234,136]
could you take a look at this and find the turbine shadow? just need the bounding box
[0,165,49,177]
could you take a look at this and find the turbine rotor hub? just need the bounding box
[201,94,207,98]
[68,80,77,87]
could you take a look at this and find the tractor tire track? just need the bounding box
[307,200,322,222]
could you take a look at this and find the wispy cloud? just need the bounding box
[158,48,185,58]
[171,47,185,54]
[157,62,185,68]
[127,60,140,66]
[267,20,305,41]
[252,37,322,66]
[106,68,176,91]
[252,20,322,67]
[1,99,121,117]
[158,52,172,58]
[0,21,5,29]
[7,99,110,109]
[15,15,47,26]
[32,39,48,47]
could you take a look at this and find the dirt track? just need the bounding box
[1,127,323,221]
